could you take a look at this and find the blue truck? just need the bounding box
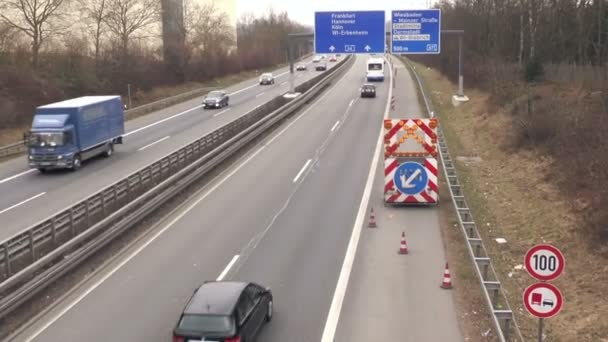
[26,96,125,172]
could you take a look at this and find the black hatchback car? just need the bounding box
[173,281,273,342]
[203,90,229,109]
[360,83,376,98]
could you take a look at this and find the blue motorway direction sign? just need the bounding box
[393,161,429,195]
[391,9,441,54]
[314,11,385,54]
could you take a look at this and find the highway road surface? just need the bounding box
[7,55,463,342]
[0,56,335,242]
[332,55,463,341]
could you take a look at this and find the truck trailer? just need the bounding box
[26,96,125,172]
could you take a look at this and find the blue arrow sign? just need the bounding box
[394,161,428,196]
[391,9,441,54]
[314,11,385,54]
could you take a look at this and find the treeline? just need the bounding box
[412,0,608,243]
[0,0,309,128]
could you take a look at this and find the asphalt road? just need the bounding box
[0,56,337,242]
[332,56,463,341]
[6,54,389,342]
[7,55,463,342]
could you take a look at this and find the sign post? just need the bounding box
[314,11,385,54]
[524,244,565,341]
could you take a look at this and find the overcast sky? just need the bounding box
[236,0,435,26]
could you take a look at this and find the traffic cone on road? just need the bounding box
[368,207,377,228]
[440,262,453,289]
[398,232,408,254]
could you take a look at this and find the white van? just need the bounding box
[366,57,385,81]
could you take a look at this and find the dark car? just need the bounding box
[173,281,273,342]
[315,62,327,71]
[360,83,376,98]
[203,90,229,109]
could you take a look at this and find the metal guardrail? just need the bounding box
[0,55,314,159]
[0,55,353,319]
[402,57,524,342]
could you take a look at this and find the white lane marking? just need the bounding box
[330,120,340,132]
[123,106,202,137]
[349,99,354,107]
[0,169,36,185]
[280,81,287,86]
[0,192,46,215]
[320,55,393,342]
[137,136,170,151]
[256,92,265,98]
[19,56,354,342]
[213,108,231,117]
[293,159,312,183]
[217,255,240,281]
[228,83,258,96]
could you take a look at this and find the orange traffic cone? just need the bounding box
[440,262,453,289]
[368,207,377,228]
[398,232,408,254]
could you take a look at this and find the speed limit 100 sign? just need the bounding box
[525,244,565,281]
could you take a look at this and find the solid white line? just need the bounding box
[320,55,393,342]
[19,55,354,342]
[349,99,354,107]
[0,169,36,185]
[137,136,170,151]
[256,92,265,98]
[0,192,46,215]
[217,255,239,281]
[213,108,231,117]
[123,106,202,137]
[293,159,312,183]
[330,120,340,132]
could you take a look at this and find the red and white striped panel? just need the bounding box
[384,158,438,204]
[384,118,438,157]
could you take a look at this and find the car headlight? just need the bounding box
[57,155,63,160]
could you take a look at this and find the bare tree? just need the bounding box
[78,0,108,68]
[103,0,159,61]
[0,0,69,67]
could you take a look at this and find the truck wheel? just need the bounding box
[104,143,114,157]
[71,154,82,171]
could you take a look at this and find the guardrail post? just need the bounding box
[29,230,35,261]
[3,242,10,276]
[101,192,106,215]
[85,199,91,227]
[69,207,75,236]
[113,186,118,206]
[51,217,57,244]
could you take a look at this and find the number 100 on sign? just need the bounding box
[525,244,565,281]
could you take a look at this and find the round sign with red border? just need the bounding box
[523,282,563,318]
[524,244,565,281]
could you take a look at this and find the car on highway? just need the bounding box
[173,281,273,342]
[316,62,327,71]
[259,73,275,85]
[203,90,229,109]
[296,63,307,71]
[329,55,337,62]
[360,83,376,98]
[312,55,322,63]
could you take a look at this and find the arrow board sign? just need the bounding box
[314,11,386,54]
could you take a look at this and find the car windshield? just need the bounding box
[178,314,234,333]
[368,63,383,71]
[208,91,222,98]
[28,132,65,147]
[262,74,272,77]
